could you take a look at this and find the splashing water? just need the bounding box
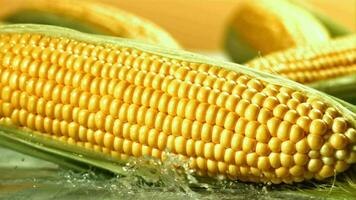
[0,147,355,200]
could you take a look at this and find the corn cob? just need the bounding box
[0,24,355,185]
[0,0,180,48]
[224,0,330,63]
[246,35,356,103]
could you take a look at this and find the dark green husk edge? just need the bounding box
[0,24,355,199]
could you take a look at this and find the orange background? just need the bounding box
[104,0,356,50]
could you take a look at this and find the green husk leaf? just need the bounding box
[224,27,260,63]
[308,74,356,105]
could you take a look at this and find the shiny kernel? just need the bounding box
[268,137,281,152]
[318,165,334,178]
[332,117,347,133]
[235,151,246,165]
[257,108,272,124]
[277,121,291,141]
[273,104,288,119]
[245,121,259,139]
[267,117,281,137]
[345,128,356,143]
[283,110,299,124]
[231,133,243,150]
[281,141,295,154]
[256,124,270,143]
[307,133,323,150]
[320,143,334,157]
[280,153,294,167]
[244,104,259,121]
[308,159,322,172]
[308,109,323,120]
[329,133,348,150]
[293,153,308,166]
[296,116,311,132]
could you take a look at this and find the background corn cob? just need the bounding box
[0,0,180,49]
[0,24,355,185]
[224,0,330,63]
[246,35,356,103]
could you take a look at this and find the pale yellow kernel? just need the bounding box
[257,156,270,171]
[242,137,256,152]
[280,153,294,167]
[244,104,260,121]
[214,144,224,161]
[235,151,246,165]
[287,99,299,110]
[224,112,238,130]
[207,160,218,174]
[275,167,289,178]
[308,159,323,172]
[228,165,239,177]
[307,134,323,150]
[290,165,303,177]
[329,133,348,150]
[283,110,299,124]
[290,125,304,142]
[236,99,249,117]
[320,143,334,157]
[276,92,290,104]
[235,118,248,134]
[196,157,207,170]
[267,117,281,137]
[293,153,309,166]
[224,148,234,163]
[68,122,79,140]
[332,117,347,133]
[123,140,132,155]
[175,136,186,154]
[268,137,282,152]
[245,121,259,139]
[318,165,334,178]
[281,141,296,154]
[195,140,204,157]
[251,93,267,106]
[257,108,272,124]
[269,153,281,168]
[273,104,288,119]
[277,121,291,141]
[256,124,270,143]
[345,128,356,143]
[220,129,233,148]
[308,109,323,120]
[326,107,339,118]
[231,133,243,151]
[322,157,335,165]
[335,161,349,172]
[296,116,311,132]
[256,142,270,156]
[246,152,258,167]
[335,149,349,160]
[296,103,311,116]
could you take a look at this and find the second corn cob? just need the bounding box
[246,34,356,103]
[0,24,355,185]
[0,0,180,48]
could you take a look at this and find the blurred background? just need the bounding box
[103,0,355,50]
